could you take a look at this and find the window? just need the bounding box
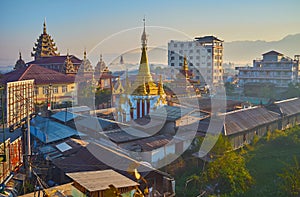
[35,87,39,95]
[180,43,184,48]
[179,56,183,60]
[62,86,68,93]
[53,86,58,94]
[171,63,175,66]
[188,43,192,47]
[171,56,175,60]
[189,56,193,60]
[196,49,200,53]
[207,49,212,53]
[196,63,200,67]
[170,50,174,55]
[196,56,200,60]
[189,50,193,53]
[174,44,177,47]
[189,63,193,67]
[43,86,48,95]
[179,63,183,67]
[179,50,183,54]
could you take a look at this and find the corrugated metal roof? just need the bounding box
[51,111,78,122]
[67,170,139,192]
[274,98,300,116]
[30,116,79,143]
[224,107,279,135]
[198,107,280,136]
[150,105,193,121]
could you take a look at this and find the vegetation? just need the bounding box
[278,156,300,196]
[285,83,300,98]
[173,125,300,197]
[173,135,253,196]
[242,125,300,197]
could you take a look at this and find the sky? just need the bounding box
[1,0,300,67]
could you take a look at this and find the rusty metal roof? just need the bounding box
[274,98,300,116]
[67,169,139,192]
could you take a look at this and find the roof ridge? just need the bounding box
[19,64,33,80]
[274,97,298,104]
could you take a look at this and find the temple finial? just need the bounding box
[84,48,87,60]
[66,49,70,60]
[100,54,102,62]
[141,16,147,47]
[19,51,22,60]
[43,18,47,34]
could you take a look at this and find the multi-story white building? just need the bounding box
[168,36,224,86]
[237,50,300,88]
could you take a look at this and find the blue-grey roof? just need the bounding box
[30,116,79,144]
[51,111,78,122]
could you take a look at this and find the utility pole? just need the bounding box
[26,98,32,178]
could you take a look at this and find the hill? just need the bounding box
[224,33,300,64]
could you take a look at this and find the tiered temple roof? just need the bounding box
[78,50,94,74]
[31,20,59,60]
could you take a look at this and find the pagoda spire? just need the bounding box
[43,18,47,34]
[84,49,86,59]
[31,19,59,59]
[14,51,26,70]
[19,51,22,60]
[135,17,153,85]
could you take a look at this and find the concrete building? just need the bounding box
[168,36,224,86]
[237,50,300,88]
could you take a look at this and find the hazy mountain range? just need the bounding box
[223,33,300,65]
[1,33,300,73]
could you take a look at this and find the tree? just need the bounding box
[285,83,300,99]
[203,151,254,195]
[278,156,300,196]
[225,82,235,95]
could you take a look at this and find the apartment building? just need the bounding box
[168,36,224,86]
[237,50,300,88]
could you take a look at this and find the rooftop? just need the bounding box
[0,64,75,85]
[30,116,79,144]
[195,35,223,43]
[27,55,82,65]
[67,170,139,192]
[262,50,284,56]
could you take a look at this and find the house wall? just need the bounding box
[35,83,76,105]
[229,121,279,149]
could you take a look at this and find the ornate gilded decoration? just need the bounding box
[31,20,59,59]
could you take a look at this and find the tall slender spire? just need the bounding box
[135,17,152,84]
[84,48,87,60]
[19,51,22,60]
[43,18,47,34]
[141,17,147,48]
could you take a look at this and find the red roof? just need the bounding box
[27,55,82,65]
[0,64,75,85]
